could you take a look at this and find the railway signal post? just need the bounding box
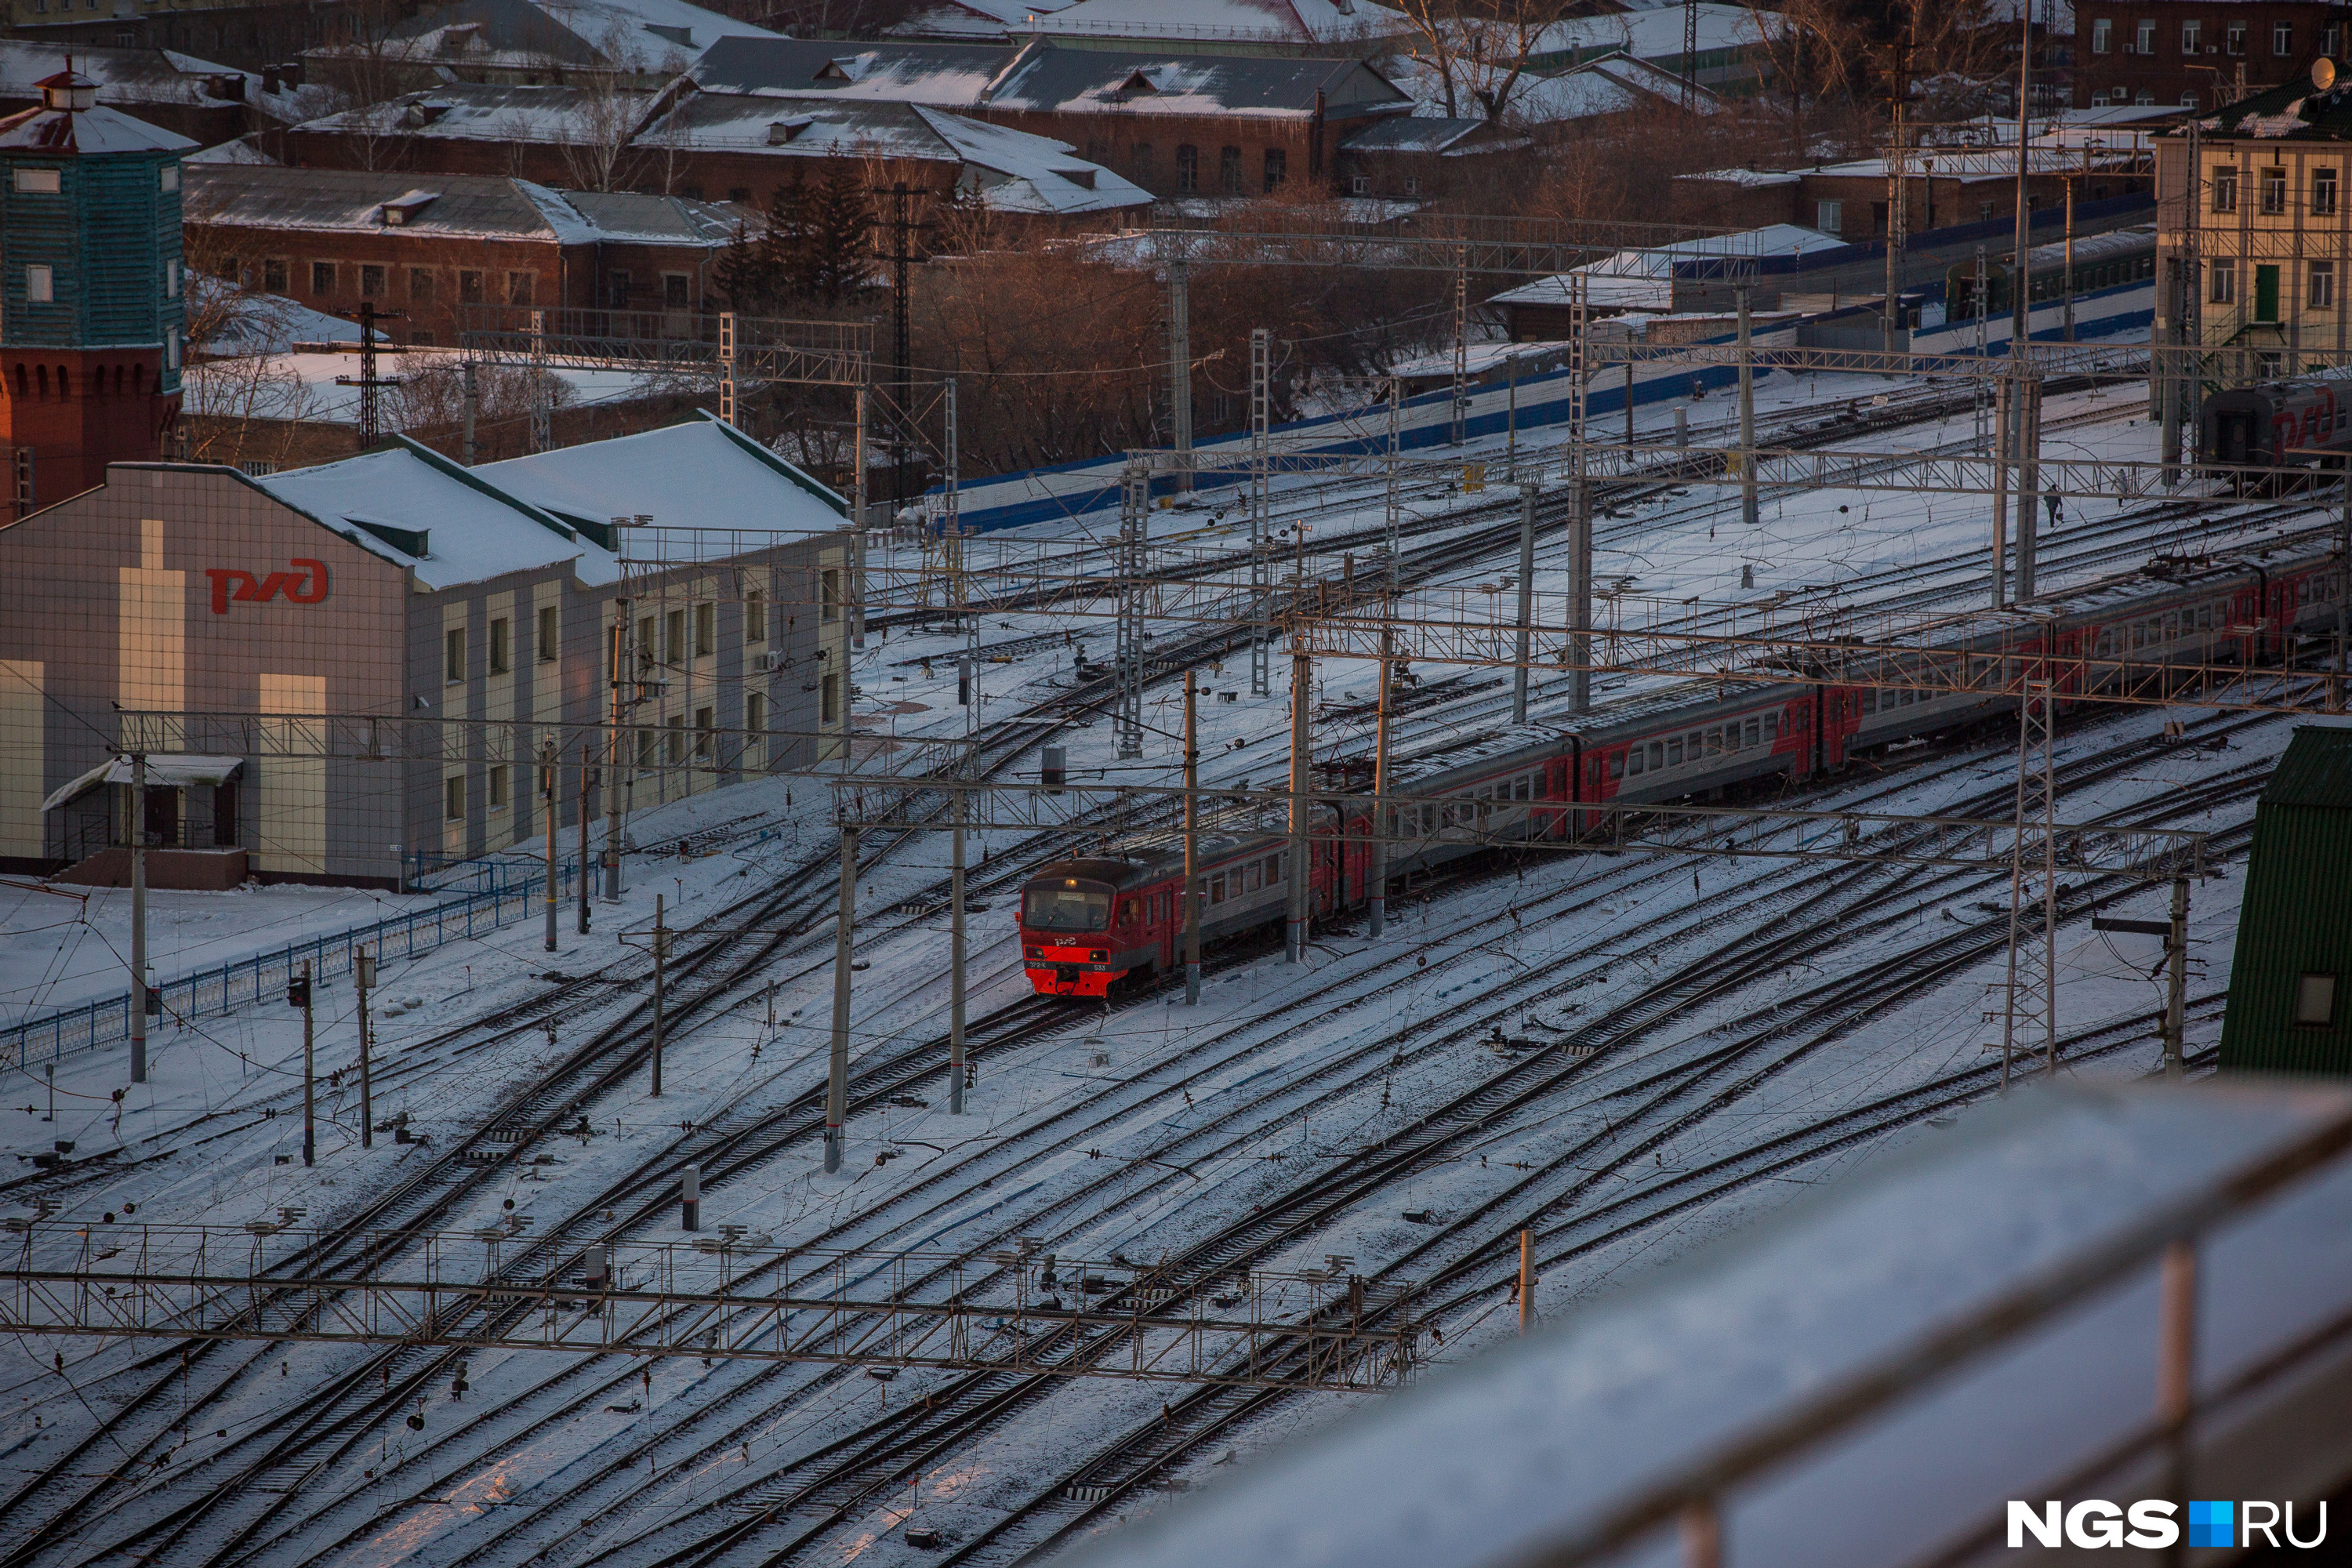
[951,791,967,1112]
[356,949,374,1149]
[1513,484,1537,724]
[129,750,147,1086]
[292,960,314,1167]
[1185,670,1202,1003]
[826,826,857,1172]
[1287,649,1312,963]
[1370,628,1394,938]
[652,895,666,1098]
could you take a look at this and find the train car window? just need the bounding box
[1517,776,1532,800]
[1745,717,1761,745]
[1243,862,1260,892]
[1666,738,1683,766]
[1210,873,1226,904]
[1649,741,1664,769]
[1266,853,1282,884]
[1626,748,1643,776]
[1610,751,1626,780]
[1025,885,1110,931]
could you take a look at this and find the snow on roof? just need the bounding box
[1814,144,2141,181]
[480,414,847,538]
[0,98,196,154]
[255,439,616,591]
[982,46,1410,119]
[306,0,779,79]
[293,82,663,144]
[1490,223,1847,309]
[1679,165,1802,187]
[688,35,1014,102]
[639,93,968,158]
[1039,0,1407,47]
[888,0,1075,41]
[0,40,256,111]
[187,135,278,164]
[188,274,389,356]
[1526,1,1780,64]
[908,103,1153,212]
[1337,115,1497,153]
[183,164,742,244]
[1061,1080,2352,1568]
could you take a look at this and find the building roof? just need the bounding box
[183,164,744,245]
[980,43,1410,119]
[1490,223,1848,309]
[1036,0,1407,49]
[1337,114,1497,153]
[303,0,780,81]
[1526,1,1780,65]
[1054,1079,2352,1568]
[888,0,1076,42]
[686,35,1015,102]
[481,412,846,535]
[2259,724,2352,809]
[254,438,616,591]
[0,40,335,127]
[0,89,197,154]
[2178,72,2352,142]
[909,103,1154,212]
[291,82,663,146]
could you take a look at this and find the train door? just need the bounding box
[2234,583,2266,662]
[2213,410,2256,464]
[2052,629,2085,697]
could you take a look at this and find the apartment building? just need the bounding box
[2075,2,2347,108]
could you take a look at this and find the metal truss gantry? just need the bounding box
[0,1225,1425,1394]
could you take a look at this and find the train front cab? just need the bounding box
[1022,872,1124,998]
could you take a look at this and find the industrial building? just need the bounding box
[2220,724,2352,1075]
[0,413,856,887]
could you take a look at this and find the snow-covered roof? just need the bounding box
[42,754,242,813]
[183,164,742,245]
[888,0,1073,42]
[1038,0,1407,49]
[187,135,278,165]
[188,274,389,357]
[1526,2,1780,66]
[291,82,662,145]
[254,439,616,592]
[303,0,779,81]
[481,413,846,536]
[687,35,1014,103]
[0,96,196,154]
[982,45,1411,120]
[1679,165,1802,187]
[909,103,1153,212]
[1490,223,1848,310]
[0,40,332,126]
[1338,115,1498,153]
[1059,1080,2352,1568]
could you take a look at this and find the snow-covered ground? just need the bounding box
[2,346,2334,1567]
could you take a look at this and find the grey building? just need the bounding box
[0,413,855,887]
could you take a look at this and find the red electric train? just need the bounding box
[1022,546,2344,998]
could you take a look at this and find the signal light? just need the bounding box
[285,977,310,1010]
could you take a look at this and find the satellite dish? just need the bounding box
[2314,56,2338,92]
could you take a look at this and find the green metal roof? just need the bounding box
[2258,726,2352,811]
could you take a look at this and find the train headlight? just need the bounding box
[1025,946,1042,960]
[1091,950,1107,962]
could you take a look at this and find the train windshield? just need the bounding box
[1024,883,1110,932]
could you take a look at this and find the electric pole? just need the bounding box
[291,960,315,1166]
[355,948,375,1149]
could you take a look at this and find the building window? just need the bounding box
[487,765,508,810]
[2213,166,2238,212]
[822,671,840,724]
[539,604,559,661]
[637,727,655,768]
[159,163,177,193]
[2091,17,2109,53]
[445,775,466,822]
[459,270,484,303]
[666,608,686,664]
[360,263,385,299]
[746,590,766,643]
[2180,20,2199,53]
[488,616,510,673]
[2318,167,2339,216]
[821,568,840,622]
[410,267,434,300]
[2261,167,2287,214]
[264,259,287,292]
[2312,260,2336,310]
[2275,20,2294,56]
[2211,256,2236,303]
[2227,22,2245,56]
[2296,971,2337,1026]
[1131,142,1152,174]
[2181,90,2200,108]
[694,706,713,757]
[2136,89,2156,105]
[746,691,766,737]
[694,601,713,657]
[1263,147,1286,191]
[311,262,336,296]
[608,270,630,307]
[507,271,534,306]
[663,274,688,308]
[1175,144,1198,193]
[445,626,466,684]
[1816,199,1842,234]
[1352,173,1370,194]
[12,167,59,194]
[24,264,52,303]
[665,715,684,764]
[2135,19,2154,53]
[1220,145,1242,194]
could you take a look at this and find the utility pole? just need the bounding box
[542,735,559,953]
[1737,289,1758,531]
[1450,245,1468,446]
[1287,648,1311,964]
[294,960,314,1166]
[2015,371,2042,601]
[605,599,630,901]
[529,307,551,455]
[129,750,147,1086]
[337,300,405,452]
[1168,253,1192,493]
[1570,478,1592,715]
[826,826,856,1173]
[2063,174,2077,342]
[461,358,478,466]
[2337,474,2350,713]
[355,948,374,1149]
[1114,460,1148,760]
[717,310,736,426]
[2012,2,2033,358]
[1250,328,1272,697]
[949,788,967,1113]
[577,753,593,935]
[1183,670,1201,1004]
[889,182,914,509]
[2165,878,2189,1081]
[651,894,666,1097]
[1518,1229,1534,1334]
[1882,32,1911,354]
[1512,483,1537,723]
[1991,372,2012,608]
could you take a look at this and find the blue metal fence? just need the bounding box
[1,861,583,1071]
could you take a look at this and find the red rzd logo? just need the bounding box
[205,559,331,615]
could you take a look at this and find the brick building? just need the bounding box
[300,0,781,90]
[1674,149,2147,243]
[0,416,855,884]
[2075,3,2348,108]
[0,39,333,147]
[183,165,746,345]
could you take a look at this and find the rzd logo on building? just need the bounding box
[205,559,330,615]
[2008,1500,2328,1548]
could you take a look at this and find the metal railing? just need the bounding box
[0,860,583,1071]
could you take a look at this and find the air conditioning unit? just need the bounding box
[755,650,786,674]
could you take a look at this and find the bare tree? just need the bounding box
[1388,0,1577,122]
